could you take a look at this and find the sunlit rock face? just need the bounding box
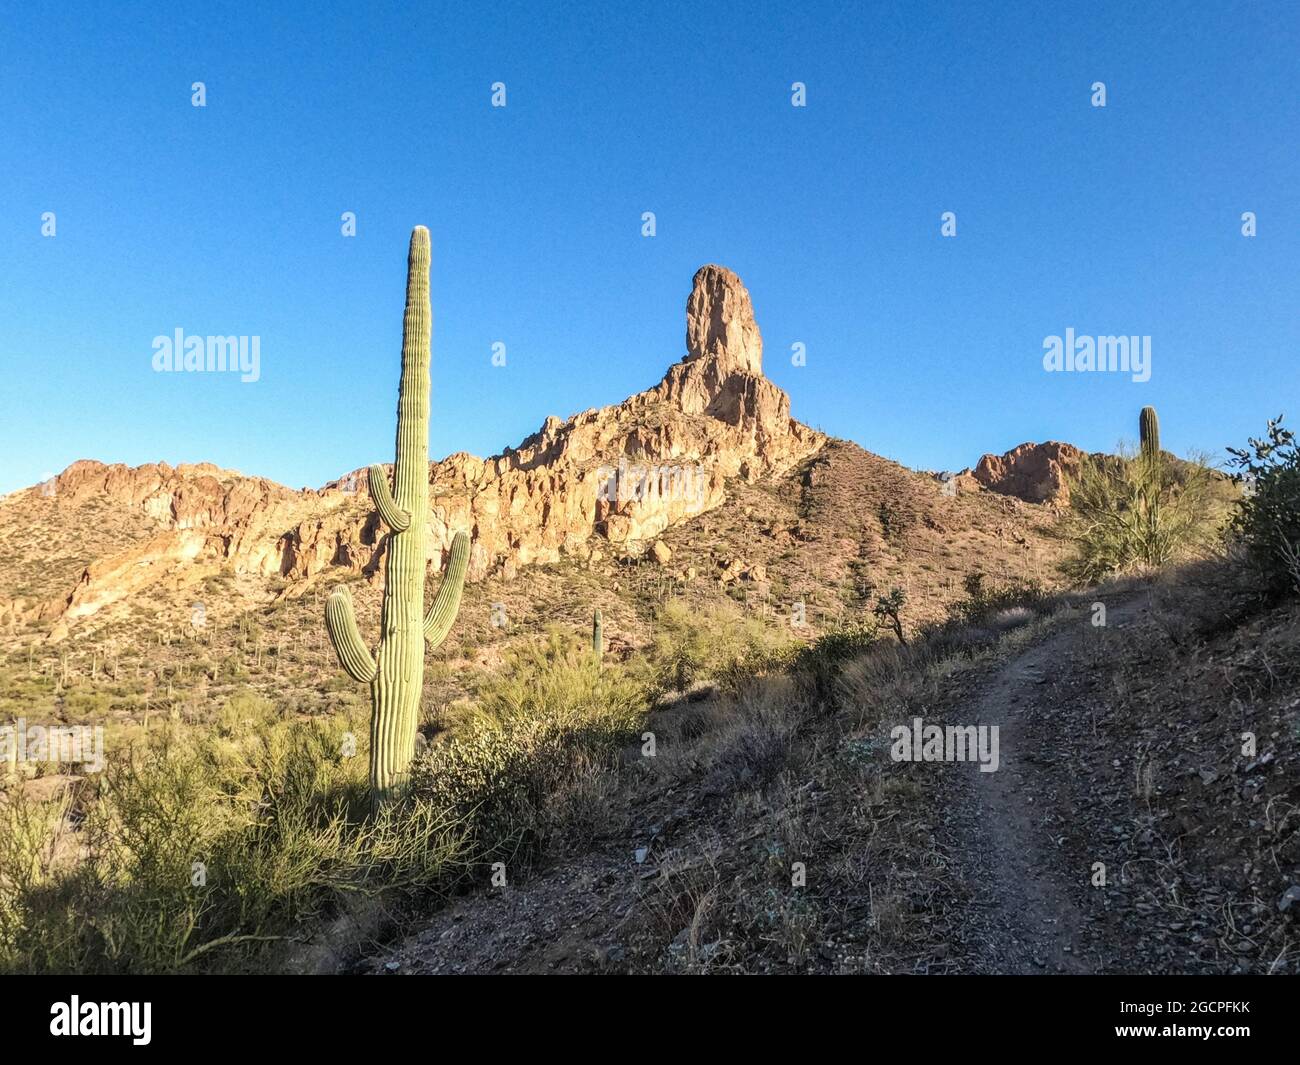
[34,265,826,633]
[972,441,1085,504]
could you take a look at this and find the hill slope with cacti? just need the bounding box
[0,244,1082,974]
[8,235,1279,977]
[0,261,1072,748]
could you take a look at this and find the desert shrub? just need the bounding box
[836,640,928,727]
[1227,415,1300,596]
[785,619,881,702]
[951,571,1046,625]
[647,600,793,694]
[702,677,803,793]
[412,632,645,855]
[62,690,116,719]
[987,606,1035,632]
[1063,447,1225,582]
[872,587,908,644]
[642,674,807,794]
[468,631,642,727]
[0,698,467,975]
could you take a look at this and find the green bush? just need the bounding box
[1227,416,1300,596]
[1064,447,1225,582]
[647,600,793,694]
[413,632,644,854]
[0,699,467,974]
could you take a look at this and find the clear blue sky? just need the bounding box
[1,0,1296,495]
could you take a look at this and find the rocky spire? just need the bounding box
[31,263,826,637]
[684,265,763,376]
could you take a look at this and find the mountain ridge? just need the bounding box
[0,265,1077,644]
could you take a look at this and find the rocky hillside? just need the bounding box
[0,265,1074,654]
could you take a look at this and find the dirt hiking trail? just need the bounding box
[949,595,1150,973]
[364,591,1179,975]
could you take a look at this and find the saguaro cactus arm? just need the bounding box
[423,531,470,648]
[325,587,378,683]
[368,463,411,531]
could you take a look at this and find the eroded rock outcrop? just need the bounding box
[972,441,1084,504]
[28,264,826,635]
[290,263,823,583]
[685,264,764,376]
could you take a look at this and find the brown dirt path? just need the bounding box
[946,593,1150,973]
[361,592,1161,975]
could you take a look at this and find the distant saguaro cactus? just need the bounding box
[592,609,603,661]
[1139,406,1160,465]
[325,226,469,806]
[1135,405,1165,548]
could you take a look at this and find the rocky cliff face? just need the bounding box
[2,461,330,637]
[971,441,1084,504]
[286,264,822,585]
[16,265,825,637]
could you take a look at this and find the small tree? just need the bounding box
[873,587,907,646]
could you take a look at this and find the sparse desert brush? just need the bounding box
[987,606,1035,632]
[647,599,794,694]
[0,700,468,975]
[411,633,644,854]
[836,641,921,726]
[1063,409,1231,582]
[950,570,1046,625]
[411,721,622,857]
[2,612,668,973]
[836,594,1047,727]
[784,619,881,702]
[701,676,805,793]
[641,672,809,798]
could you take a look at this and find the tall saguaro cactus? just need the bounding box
[592,609,603,661]
[325,226,469,805]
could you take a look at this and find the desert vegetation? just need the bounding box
[2,422,1297,972]
[0,596,790,973]
[0,535,1110,977]
[1063,406,1234,582]
[1227,415,1300,596]
[1,224,1293,975]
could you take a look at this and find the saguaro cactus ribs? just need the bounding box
[1139,406,1161,465]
